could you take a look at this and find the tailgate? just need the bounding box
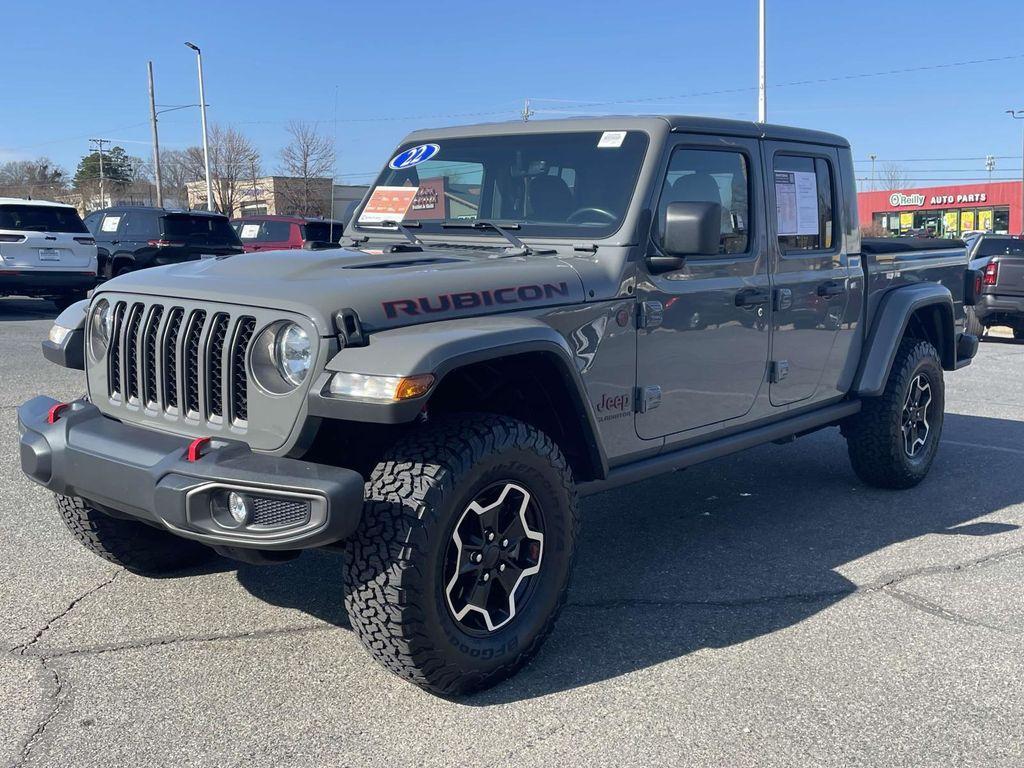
[0,231,94,270]
[994,256,1024,297]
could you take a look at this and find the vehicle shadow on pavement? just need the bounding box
[233,414,1023,703]
[0,298,60,321]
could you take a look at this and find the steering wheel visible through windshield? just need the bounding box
[355,131,650,239]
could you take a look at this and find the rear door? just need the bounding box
[0,203,94,270]
[764,143,852,406]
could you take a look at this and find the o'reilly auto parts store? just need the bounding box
[858,181,1023,237]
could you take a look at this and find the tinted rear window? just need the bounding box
[977,238,1024,257]
[235,220,292,242]
[0,204,88,234]
[302,221,344,242]
[161,215,241,246]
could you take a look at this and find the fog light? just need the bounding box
[227,492,251,525]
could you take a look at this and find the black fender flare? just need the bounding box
[853,283,955,397]
[307,315,608,479]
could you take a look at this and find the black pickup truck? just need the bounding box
[22,115,979,695]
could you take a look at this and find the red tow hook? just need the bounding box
[186,437,213,462]
[46,402,71,424]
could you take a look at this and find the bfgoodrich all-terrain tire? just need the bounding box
[344,414,580,696]
[844,338,944,489]
[55,493,215,575]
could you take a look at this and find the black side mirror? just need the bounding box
[663,201,723,257]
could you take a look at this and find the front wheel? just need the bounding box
[343,414,579,696]
[844,338,944,489]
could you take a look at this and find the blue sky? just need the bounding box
[2,0,1023,189]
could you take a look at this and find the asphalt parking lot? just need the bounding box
[3,297,1023,768]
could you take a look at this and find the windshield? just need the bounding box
[162,214,241,246]
[355,130,649,239]
[0,204,88,234]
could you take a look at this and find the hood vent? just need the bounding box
[345,257,463,270]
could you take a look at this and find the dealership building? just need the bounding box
[858,181,1022,237]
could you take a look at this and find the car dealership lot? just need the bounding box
[3,297,1023,768]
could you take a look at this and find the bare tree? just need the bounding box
[158,149,205,207]
[880,163,912,190]
[181,125,260,214]
[0,158,68,199]
[278,121,335,216]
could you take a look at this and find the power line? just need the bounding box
[855,155,1022,163]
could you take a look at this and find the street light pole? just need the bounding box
[1009,110,1024,236]
[869,153,877,191]
[757,0,767,123]
[185,42,214,212]
[147,61,163,208]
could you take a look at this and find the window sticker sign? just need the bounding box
[389,143,440,170]
[358,186,420,224]
[100,215,121,232]
[774,170,819,236]
[597,131,627,148]
[239,223,261,239]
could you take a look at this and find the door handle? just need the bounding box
[817,280,846,298]
[735,288,770,307]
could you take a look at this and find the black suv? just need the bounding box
[83,206,244,278]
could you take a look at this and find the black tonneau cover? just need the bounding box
[861,237,965,255]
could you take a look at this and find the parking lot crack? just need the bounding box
[883,586,1015,634]
[10,660,64,768]
[38,622,335,660]
[10,570,120,657]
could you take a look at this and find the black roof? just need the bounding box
[92,205,228,218]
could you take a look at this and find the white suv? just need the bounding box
[0,198,97,310]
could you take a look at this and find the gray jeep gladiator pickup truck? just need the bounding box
[19,116,979,695]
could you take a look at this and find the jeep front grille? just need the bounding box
[105,300,255,426]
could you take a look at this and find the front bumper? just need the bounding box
[18,396,364,550]
[0,269,96,295]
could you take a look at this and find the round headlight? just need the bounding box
[89,299,111,359]
[274,323,311,386]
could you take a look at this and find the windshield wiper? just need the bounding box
[442,219,530,256]
[374,220,424,246]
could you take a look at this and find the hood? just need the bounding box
[95,245,587,335]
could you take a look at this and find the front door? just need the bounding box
[635,137,771,439]
[763,143,851,406]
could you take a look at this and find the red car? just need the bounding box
[231,215,345,252]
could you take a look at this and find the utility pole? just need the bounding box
[869,154,877,191]
[89,138,109,209]
[185,42,214,211]
[985,154,996,183]
[757,0,767,123]
[522,98,533,122]
[147,61,164,207]
[1009,110,1024,235]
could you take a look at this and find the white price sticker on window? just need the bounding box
[240,224,260,239]
[597,131,627,148]
[100,215,121,232]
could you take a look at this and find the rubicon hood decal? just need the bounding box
[383,282,571,319]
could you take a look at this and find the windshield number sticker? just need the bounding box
[597,131,626,148]
[358,186,420,224]
[389,143,440,170]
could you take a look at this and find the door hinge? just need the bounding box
[638,301,664,330]
[635,385,662,413]
[769,360,790,383]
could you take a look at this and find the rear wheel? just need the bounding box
[844,338,944,489]
[344,414,579,696]
[964,307,985,338]
[55,494,216,576]
[52,292,87,312]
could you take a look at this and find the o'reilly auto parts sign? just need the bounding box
[888,190,989,208]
